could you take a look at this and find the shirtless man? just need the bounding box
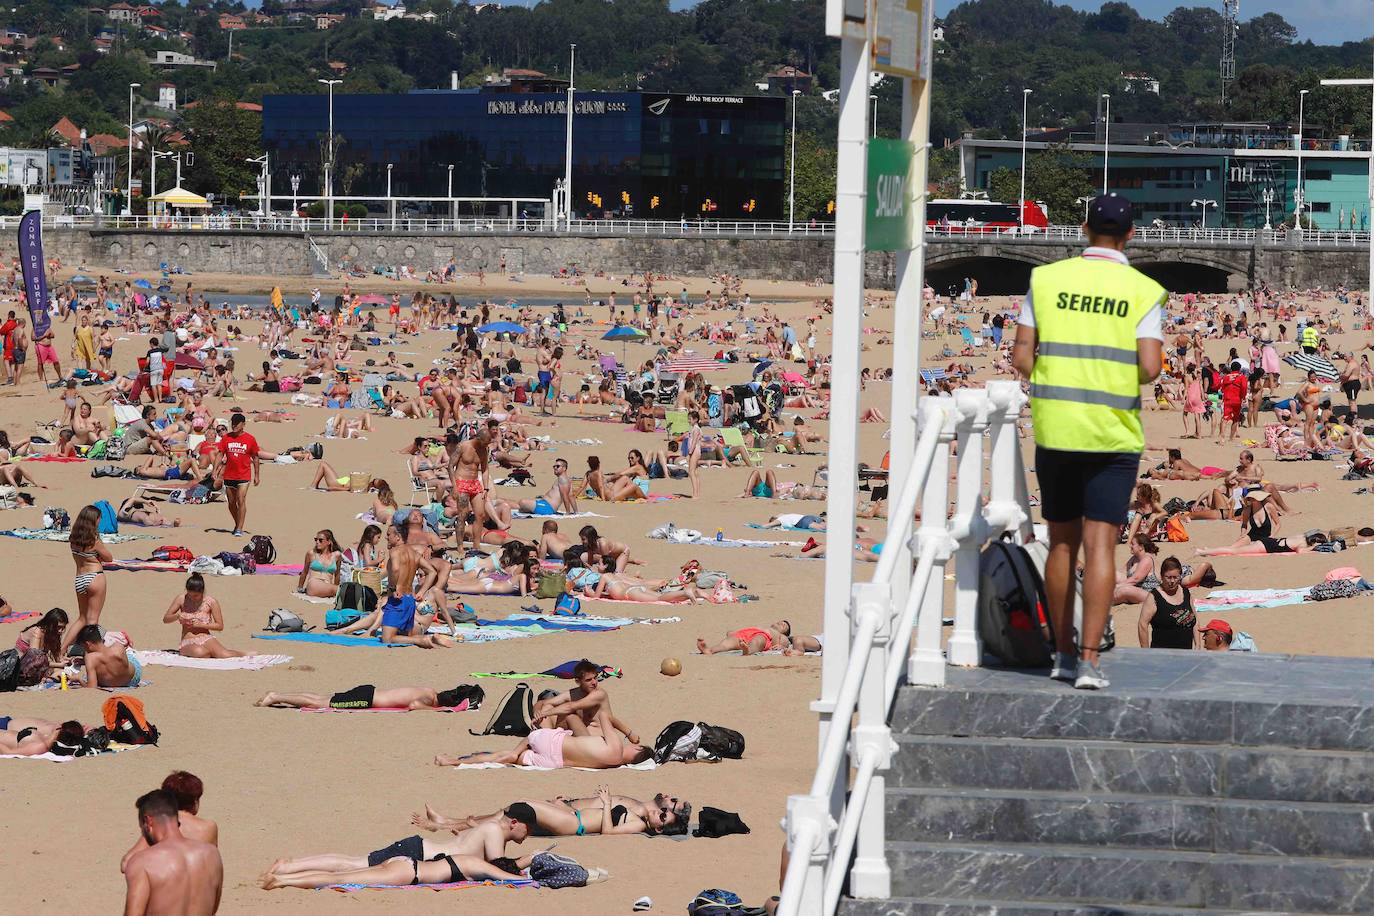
[413,789,688,838]
[531,659,642,745]
[71,402,106,446]
[124,789,223,915]
[1145,448,1205,481]
[255,683,474,711]
[448,428,491,551]
[437,702,652,769]
[75,626,143,688]
[121,772,218,874]
[400,509,458,628]
[517,457,577,516]
[537,519,576,560]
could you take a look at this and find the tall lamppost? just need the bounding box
[1019,88,1031,232]
[387,162,394,228]
[788,89,801,227]
[1076,194,1093,225]
[125,82,140,215]
[1321,46,1374,307]
[246,154,269,216]
[290,174,300,220]
[151,147,175,204]
[1261,187,1275,230]
[1191,197,1217,230]
[1296,88,1309,226]
[869,93,878,138]
[563,43,576,230]
[447,163,454,224]
[1101,93,1111,194]
[318,78,341,229]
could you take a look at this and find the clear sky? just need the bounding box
[933,0,1371,46]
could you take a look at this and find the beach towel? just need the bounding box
[472,660,621,680]
[0,611,41,625]
[454,758,658,772]
[0,528,150,544]
[325,879,537,893]
[253,632,415,648]
[302,700,472,713]
[512,511,609,520]
[506,611,681,627]
[133,651,292,670]
[473,616,622,633]
[747,523,816,533]
[1195,587,1312,611]
[2,744,147,763]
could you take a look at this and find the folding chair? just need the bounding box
[365,387,390,415]
[720,426,761,467]
[665,410,690,435]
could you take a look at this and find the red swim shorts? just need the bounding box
[454,478,483,497]
[1222,400,1242,422]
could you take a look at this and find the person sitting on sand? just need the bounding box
[258,807,552,891]
[598,450,652,502]
[698,620,792,655]
[309,459,369,493]
[331,526,457,646]
[296,530,342,599]
[578,525,636,573]
[117,496,181,528]
[255,683,475,711]
[1144,448,1208,481]
[121,771,219,873]
[516,458,577,515]
[413,787,690,838]
[0,716,86,756]
[74,625,143,688]
[538,519,576,560]
[162,574,243,659]
[436,704,653,769]
[1196,494,1324,556]
[123,790,223,916]
[532,659,642,745]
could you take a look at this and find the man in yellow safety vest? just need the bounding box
[1300,323,1319,355]
[1011,194,1164,690]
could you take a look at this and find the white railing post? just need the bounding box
[984,380,1028,536]
[909,395,957,685]
[783,794,832,916]
[847,581,893,899]
[946,389,990,667]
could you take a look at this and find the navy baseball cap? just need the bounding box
[1086,193,1133,236]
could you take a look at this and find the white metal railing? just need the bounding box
[4,213,836,238]
[927,223,1373,247]
[778,380,1033,916]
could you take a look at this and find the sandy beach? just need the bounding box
[2,258,1372,912]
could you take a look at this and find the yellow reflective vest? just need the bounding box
[1028,254,1166,453]
[1301,325,1318,348]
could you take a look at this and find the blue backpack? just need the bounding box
[93,500,119,535]
[554,592,582,616]
[688,889,766,915]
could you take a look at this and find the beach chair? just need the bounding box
[599,354,620,374]
[365,387,389,415]
[665,410,690,435]
[720,426,761,467]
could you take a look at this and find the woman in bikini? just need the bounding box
[413,788,690,838]
[579,525,636,573]
[62,505,111,655]
[16,607,68,680]
[590,571,706,604]
[1196,492,1319,556]
[369,480,399,525]
[297,530,342,599]
[446,556,539,595]
[0,717,87,757]
[601,451,651,502]
[309,460,368,493]
[162,573,243,658]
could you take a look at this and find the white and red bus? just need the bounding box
[927,198,1049,233]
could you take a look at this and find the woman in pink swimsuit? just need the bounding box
[162,573,243,658]
[1182,365,1204,439]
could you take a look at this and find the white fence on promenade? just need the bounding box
[928,223,1373,247]
[776,380,1034,916]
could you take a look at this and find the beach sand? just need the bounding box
[1,266,1369,912]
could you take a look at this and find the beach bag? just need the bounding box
[1022,539,1115,654]
[529,852,590,889]
[1165,515,1189,543]
[693,807,751,838]
[653,720,702,763]
[696,723,745,760]
[1308,578,1362,601]
[104,433,126,461]
[265,609,309,633]
[554,592,582,616]
[215,551,256,574]
[0,648,20,692]
[688,889,767,916]
[16,646,48,687]
[81,726,111,755]
[151,545,195,564]
[247,535,277,565]
[86,439,107,460]
[102,695,160,745]
[325,609,362,630]
[94,499,119,535]
[43,507,70,531]
[535,570,567,599]
[976,540,1053,668]
[468,683,533,737]
[336,581,378,617]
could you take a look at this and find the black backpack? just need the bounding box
[694,806,751,838]
[653,720,699,764]
[335,581,378,616]
[976,539,1054,668]
[247,535,277,565]
[0,648,20,693]
[468,683,533,736]
[697,723,745,759]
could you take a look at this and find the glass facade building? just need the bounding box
[958,138,1371,231]
[262,89,786,219]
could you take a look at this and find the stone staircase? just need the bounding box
[842,649,1374,914]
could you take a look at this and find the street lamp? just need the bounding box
[788,89,800,227]
[1191,198,1217,230]
[125,82,140,215]
[318,78,342,228]
[1320,50,1374,304]
[290,174,300,219]
[1019,89,1031,232]
[387,162,394,228]
[246,154,269,217]
[563,43,576,230]
[1261,187,1275,230]
[869,93,878,138]
[1101,93,1111,194]
[1076,194,1093,225]
[447,163,454,223]
[1296,88,1310,226]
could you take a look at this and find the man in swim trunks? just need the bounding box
[379,524,442,647]
[517,458,577,516]
[696,620,793,655]
[448,427,491,551]
[75,625,143,688]
[254,683,475,710]
[532,659,642,745]
[124,790,223,915]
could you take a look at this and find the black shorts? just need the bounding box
[367,834,424,867]
[223,479,250,489]
[1035,447,1139,525]
[329,684,376,709]
[1343,380,1361,401]
[1303,345,1317,355]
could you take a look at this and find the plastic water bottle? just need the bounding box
[715,527,723,542]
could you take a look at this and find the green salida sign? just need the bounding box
[865,138,917,251]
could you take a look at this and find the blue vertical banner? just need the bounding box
[18,210,51,338]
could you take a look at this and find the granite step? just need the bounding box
[887,787,1374,859]
[842,897,1259,915]
[893,651,1374,753]
[885,841,1374,913]
[893,733,1374,804]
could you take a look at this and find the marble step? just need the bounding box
[893,653,1374,753]
[887,787,1374,859]
[842,897,1258,915]
[893,733,1374,804]
[885,841,1374,913]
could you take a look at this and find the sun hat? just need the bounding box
[1201,620,1233,637]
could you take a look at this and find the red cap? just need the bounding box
[1202,619,1233,636]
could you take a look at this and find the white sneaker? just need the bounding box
[1074,661,1109,690]
[1049,652,1077,682]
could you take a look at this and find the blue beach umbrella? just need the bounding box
[477,321,528,335]
[601,325,647,361]
[133,278,153,290]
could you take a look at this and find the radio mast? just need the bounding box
[1220,0,1239,106]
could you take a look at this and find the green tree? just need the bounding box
[986,143,1095,224]
[178,98,261,202]
[785,129,836,220]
